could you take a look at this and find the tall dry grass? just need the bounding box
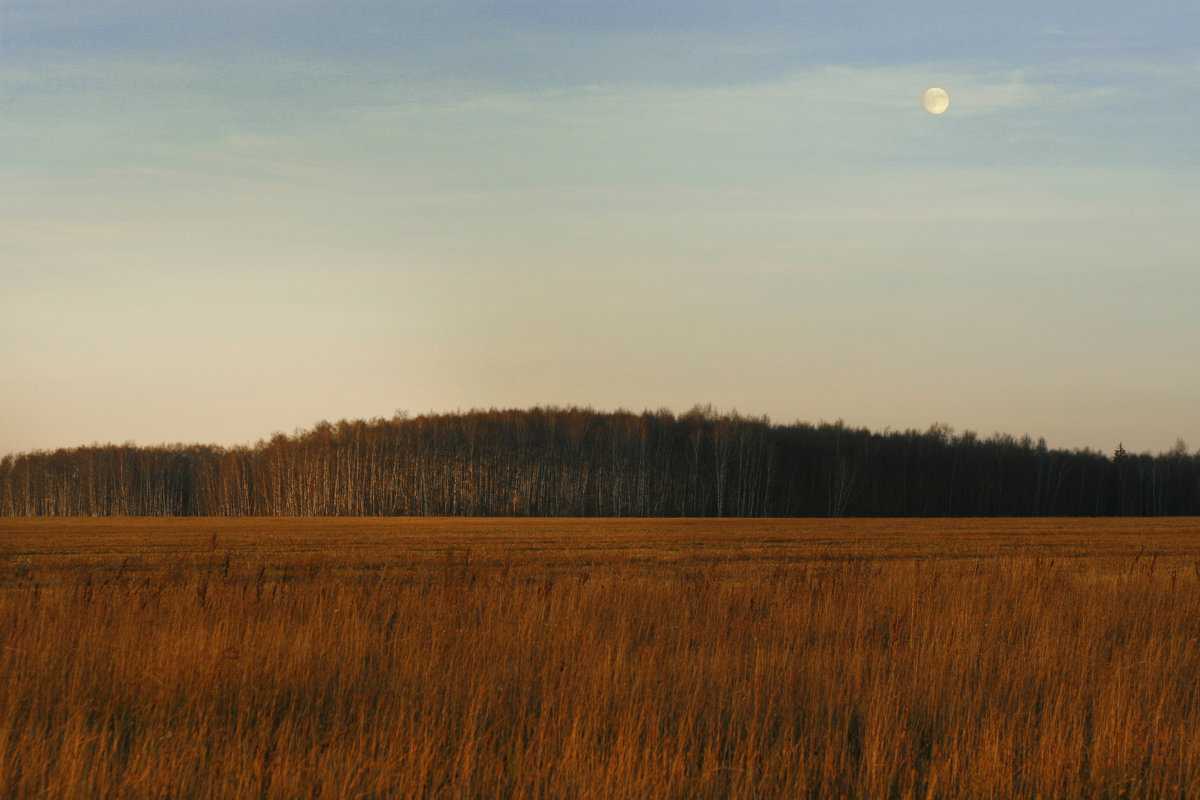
[2,518,1200,798]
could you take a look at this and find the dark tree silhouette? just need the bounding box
[2,408,1197,517]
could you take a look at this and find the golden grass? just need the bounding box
[2,517,1200,799]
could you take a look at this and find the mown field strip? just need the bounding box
[4,516,1200,565]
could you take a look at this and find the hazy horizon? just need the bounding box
[4,1,1198,458]
[0,402,1179,460]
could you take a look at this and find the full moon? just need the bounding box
[922,87,950,114]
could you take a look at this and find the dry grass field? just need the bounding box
[3,517,1200,799]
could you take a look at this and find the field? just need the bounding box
[3,517,1200,799]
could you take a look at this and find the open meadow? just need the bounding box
[3,517,1200,799]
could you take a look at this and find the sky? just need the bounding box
[3,0,1199,457]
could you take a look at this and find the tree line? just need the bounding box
[2,406,1198,517]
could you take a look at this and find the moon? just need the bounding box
[922,87,950,115]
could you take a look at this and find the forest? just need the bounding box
[1,406,1197,517]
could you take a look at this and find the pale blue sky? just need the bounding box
[3,0,1198,455]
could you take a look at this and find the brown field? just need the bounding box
[3,517,1200,799]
